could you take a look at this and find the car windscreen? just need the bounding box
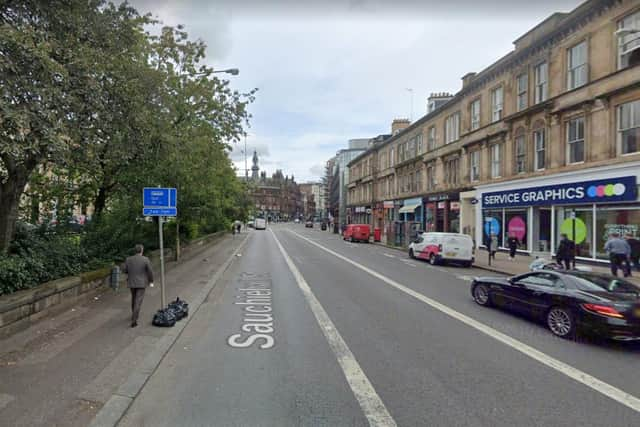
[569,273,640,295]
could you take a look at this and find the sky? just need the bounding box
[128,0,584,182]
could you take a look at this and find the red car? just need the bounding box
[343,224,371,243]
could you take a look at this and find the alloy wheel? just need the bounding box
[547,308,573,338]
[473,285,491,306]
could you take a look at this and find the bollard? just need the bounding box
[110,266,120,291]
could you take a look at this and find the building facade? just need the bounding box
[347,0,640,260]
[249,153,303,221]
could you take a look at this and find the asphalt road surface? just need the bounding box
[118,224,640,427]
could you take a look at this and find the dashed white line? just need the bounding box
[270,229,397,427]
[287,229,640,415]
[383,253,395,258]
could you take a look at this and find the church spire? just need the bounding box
[251,150,259,180]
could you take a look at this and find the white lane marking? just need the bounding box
[383,253,395,258]
[287,229,640,414]
[270,229,396,427]
[401,260,417,267]
[456,275,474,282]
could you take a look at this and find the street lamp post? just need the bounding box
[244,134,248,180]
[406,88,414,121]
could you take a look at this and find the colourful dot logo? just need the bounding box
[586,183,626,198]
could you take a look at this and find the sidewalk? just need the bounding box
[472,250,640,285]
[0,232,247,427]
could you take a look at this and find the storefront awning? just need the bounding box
[398,203,420,214]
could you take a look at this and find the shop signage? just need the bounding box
[366,208,372,214]
[437,202,446,209]
[383,201,394,208]
[426,192,459,202]
[482,176,637,208]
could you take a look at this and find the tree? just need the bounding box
[0,0,147,251]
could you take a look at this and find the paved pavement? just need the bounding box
[0,233,245,427]
[116,224,640,427]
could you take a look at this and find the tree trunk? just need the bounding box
[94,186,107,218]
[0,173,30,253]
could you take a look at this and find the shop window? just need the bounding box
[618,100,640,155]
[595,207,640,260]
[483,210,503,248]
[505,210,528,249]
[556,207,593,258]
[566,117,585,164]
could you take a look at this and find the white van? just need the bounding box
[254,218,266,230]
[408,232,474,267]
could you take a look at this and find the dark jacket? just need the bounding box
[556,238,575,260]
[627,238,640,258]
[507,237,518,250]
[123,254,154,289]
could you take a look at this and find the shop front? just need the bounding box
[353,206,371,225]
[423,192,460,233]
[381,201,395,244]
[475,163,640,261]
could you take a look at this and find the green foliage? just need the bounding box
[0,1,255,294]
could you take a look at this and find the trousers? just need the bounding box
[130,288,146,322]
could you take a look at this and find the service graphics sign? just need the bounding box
[482,176,637,208]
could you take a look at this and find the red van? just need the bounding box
[343,224,371,243]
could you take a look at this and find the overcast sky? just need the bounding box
[128,0,583,182]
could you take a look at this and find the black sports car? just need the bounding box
[471,271,640,341]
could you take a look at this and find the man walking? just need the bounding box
[625,233,640,273]
[123,244,154,327]
[604,232,631,277]
[555,234,575,270]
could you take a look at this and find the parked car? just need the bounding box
[305,220,313,228]
[408,232,474,267]
[343,224,370,243]
[471,271,640,341]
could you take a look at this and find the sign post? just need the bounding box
[143,187,177,309]
[571,210,577,269]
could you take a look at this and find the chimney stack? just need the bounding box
[461,72,477,89]
[391,118,411,135]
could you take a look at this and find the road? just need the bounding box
[118,224,640,427]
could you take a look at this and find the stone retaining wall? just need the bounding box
[0,231,227,338]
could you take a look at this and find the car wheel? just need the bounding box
[429,253,437,265]
[472,284,492,307]
[546,307,575,339]
[409,249,415,259]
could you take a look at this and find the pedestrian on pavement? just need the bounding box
[490,233,498,260]
[507,232,519,260]
[604,232,631,277]
[555,234,575,270]
[625,233,640,273]
[123,244,154,328]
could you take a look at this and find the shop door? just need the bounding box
[436,203,445,232]
[539,209,551,252]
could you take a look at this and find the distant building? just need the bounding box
[248,153,302,221]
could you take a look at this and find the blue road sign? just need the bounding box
[143,207,178,216]
[143,187,177,217]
